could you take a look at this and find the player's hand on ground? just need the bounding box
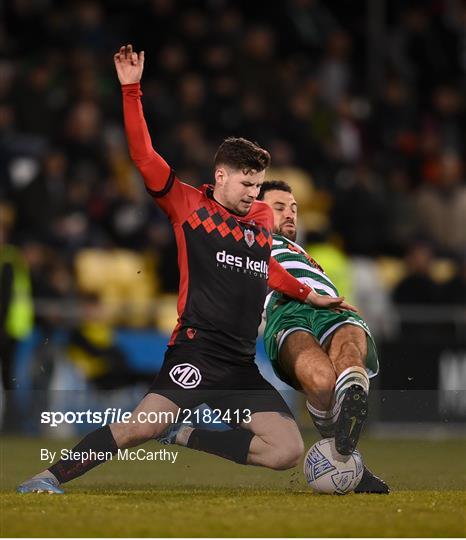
[305,290,358,312]
[114,44,144,85]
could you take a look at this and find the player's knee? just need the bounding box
[340,341,364,364]
[311,367,335,394]
[307,367,335,407]
[336,326,367,362]
[268,436,304,470]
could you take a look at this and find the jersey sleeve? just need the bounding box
[121,83,199,223]
[268,257,312,302]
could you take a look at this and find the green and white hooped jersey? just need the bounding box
[265,234,339,315]
[263,234,379,380]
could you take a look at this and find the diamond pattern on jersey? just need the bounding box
[187,212,202,229]
[186,206,272,245]
[255,231,267,247]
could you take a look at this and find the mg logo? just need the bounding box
[169,363,202,389]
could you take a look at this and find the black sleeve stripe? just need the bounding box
[145,168,176,198]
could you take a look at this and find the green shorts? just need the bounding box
[263,300,379,387]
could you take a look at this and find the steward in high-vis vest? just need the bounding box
[0,244,34,389]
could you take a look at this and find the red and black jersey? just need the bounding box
[122,83,312,362]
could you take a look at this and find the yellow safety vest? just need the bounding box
[0,245,34,339]
[306,243,353,302]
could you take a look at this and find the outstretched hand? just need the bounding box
[114,44,145,85]
[305,290,358,312]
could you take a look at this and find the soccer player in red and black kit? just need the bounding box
[17,45,356,494]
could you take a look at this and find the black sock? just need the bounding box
[49,425,118,484]
[186,427,254,464]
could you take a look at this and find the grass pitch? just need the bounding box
[1,434,465,537]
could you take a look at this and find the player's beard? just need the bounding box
[279,222,297,241]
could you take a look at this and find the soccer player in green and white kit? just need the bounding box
[258,180,389,494]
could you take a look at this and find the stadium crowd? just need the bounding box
[1,0,465,339]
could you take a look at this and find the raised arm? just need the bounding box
[114,44,199,221]
[114,45,168,176]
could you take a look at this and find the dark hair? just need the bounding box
[257,180,292,200]
[214,137,271,173]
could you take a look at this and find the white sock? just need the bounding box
[334,366,369,412]
[306,401,339,438]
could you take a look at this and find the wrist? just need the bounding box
[121,82,141,89]
[299,285,313,303]
[121,82,142,96]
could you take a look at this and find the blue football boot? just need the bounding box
[17,477,64,494]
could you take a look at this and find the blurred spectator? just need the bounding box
[392,241,440,305]
[13,62,62,138]
[278,88,322,172]
[282,0,339,52]
[370,77,418,165]
[441,257,466,307]
[332,95,363,163]
[0,202,34,381]
[319,31,352,107]
[351,257,397,339]
[389,4,456,96]
[392,240,443,339]
[429,85,464,155]
[10,149,68,241]
[306,230,352,300]
[67,293,149,389]
[0,202,34,429]
[63,99,108,183]
[71,1,108,51]
[332,162,388,256]
[384,167,418,255]
[416,152,466,256]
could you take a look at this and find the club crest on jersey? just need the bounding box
[244,229,255,247]
[169,363,202,389]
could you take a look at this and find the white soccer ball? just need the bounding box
[303,438,364,495]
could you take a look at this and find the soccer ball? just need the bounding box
[303,438,364,495]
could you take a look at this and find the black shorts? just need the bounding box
[147,344,292,424]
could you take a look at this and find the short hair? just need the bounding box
[257,180,292,200]
[214,137,271,173]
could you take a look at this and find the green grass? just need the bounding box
[1,435,465,537]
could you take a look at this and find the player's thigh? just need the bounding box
[132,392,179,421]
[323,324,367,371]
[111,392,179,441]
[279,330,336,393]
